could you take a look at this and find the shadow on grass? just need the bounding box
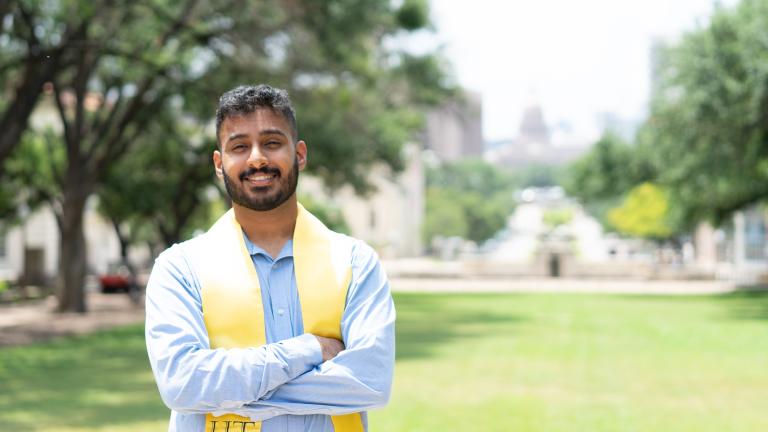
[719,288,768,321]
[394,292,525,361]
[583,289,768,323]
[0,293,526,429]
[0,325,169,430]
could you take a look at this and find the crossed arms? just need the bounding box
[144,242,395,421]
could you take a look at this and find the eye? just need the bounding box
[231,143,248,151]
[266,140,282,148]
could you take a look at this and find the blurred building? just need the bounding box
[423,91,483,161]
[299,143,424,259]
[485,102,588,167]
[693,204,768,283]
[0,200,140,284]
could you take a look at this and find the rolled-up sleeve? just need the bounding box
[145,245,323,415]
[236,240,396,419]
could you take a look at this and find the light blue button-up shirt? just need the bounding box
[145,231,395,432]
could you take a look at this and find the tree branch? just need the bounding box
[16,4,40,49]
[86,83,124,160]
[86,0,201,178]
[72,58,89,153]
[51,80,74,154]
[0,15,88,165]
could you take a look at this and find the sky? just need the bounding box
[414,0,736,143]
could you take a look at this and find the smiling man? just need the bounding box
[145,85,395,432]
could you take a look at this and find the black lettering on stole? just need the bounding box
[232,421,257,431]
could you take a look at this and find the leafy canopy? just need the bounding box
[424,159,515,244]
[644,0,768,225]
[607,183,675,240]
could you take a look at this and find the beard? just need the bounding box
[222,157,299,212]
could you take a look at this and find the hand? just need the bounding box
[314,335,345,361]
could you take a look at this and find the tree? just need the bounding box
[510,163,565,188]
[0,2,82,166]
[93,0,451,257]
[3,1,452,312]
[97,112,217,256]
[428,159,516,198]
[31,1,227,312]
[563,132,659,231]
[423,187,469,242]
[298,194,350,235]
[564,132,655,203]
[645,0,768,226]
[607,183,675,240]
[0,128,62,223]
[423,159,514,244]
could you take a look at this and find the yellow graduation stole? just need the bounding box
[194,204,364,432]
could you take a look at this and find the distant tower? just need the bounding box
[484,100,590,168]
[517,103,551,156]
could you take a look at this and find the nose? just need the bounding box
[247,145,268,168]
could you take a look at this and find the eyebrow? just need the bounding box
[226,129,289,144]
[226,133,249,144]
[259,128,289,139]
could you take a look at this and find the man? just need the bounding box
[145,84,395,432]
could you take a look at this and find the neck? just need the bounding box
[232,195,298,258]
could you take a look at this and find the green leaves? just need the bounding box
[646,0,768,225]
[607,183,674,240]
[0,127,64,223]
[396,0,429,31]
[564,132,656,210]
[563,131,683,238]
[2,0,453,224]
[298,194,350,234]
[97,108,217,247]
[424,159,515,244]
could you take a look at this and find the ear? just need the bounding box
[296,140,308,171]
[213,150,224,179]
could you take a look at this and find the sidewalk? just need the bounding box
[389,277,739,295]
[0,293,145,348]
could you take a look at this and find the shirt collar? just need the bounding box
[241,231,294,261]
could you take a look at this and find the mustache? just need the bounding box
[239,166,280,181]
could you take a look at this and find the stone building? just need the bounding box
[423,91,483,161]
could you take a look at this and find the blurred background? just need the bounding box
[1,0,767,431]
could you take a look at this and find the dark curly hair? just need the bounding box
[215,84,298,147]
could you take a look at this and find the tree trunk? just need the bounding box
[110,218,142,304]
[56,180,90,313]
[111,218,130,263]
[147,240,161,261]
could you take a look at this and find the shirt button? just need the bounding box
[277,308,285,316]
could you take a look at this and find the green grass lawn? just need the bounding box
[1,292,767,431]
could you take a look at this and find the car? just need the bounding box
[99,262,136,294]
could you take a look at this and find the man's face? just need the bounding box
[213,109,307,212]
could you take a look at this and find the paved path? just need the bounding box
[0,293,144,348]
[390,277,738,295]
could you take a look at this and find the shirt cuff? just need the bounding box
[277,333,324,377]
